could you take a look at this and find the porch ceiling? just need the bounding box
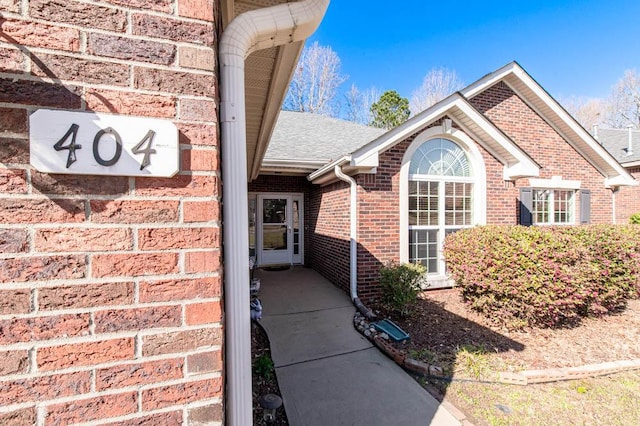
[221,0,304,181]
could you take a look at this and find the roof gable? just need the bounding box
[462,62,635,187]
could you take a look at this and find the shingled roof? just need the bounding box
[596,127,640,165]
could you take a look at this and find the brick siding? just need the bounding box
[614,167,640,223]
[0,1,222,424]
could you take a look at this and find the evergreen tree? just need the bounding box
[369,90,411,129]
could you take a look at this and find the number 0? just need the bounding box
[93,127,123,167]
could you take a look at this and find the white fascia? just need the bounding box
[219,1,329,425]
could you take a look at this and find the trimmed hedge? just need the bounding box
[443,225,640,329]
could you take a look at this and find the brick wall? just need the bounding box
[307,181,351,294]
[0,1,223,424]
[470,82,614,224]
[615,167,640,223]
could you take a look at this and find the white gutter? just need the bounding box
[334,165,358,301]
[219,1,329,425]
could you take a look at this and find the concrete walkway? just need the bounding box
[256,266,461,426]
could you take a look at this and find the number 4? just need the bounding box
[132,130,157,170]
[53,123,82,168]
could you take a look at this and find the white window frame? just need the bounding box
[529,176,580,226]
[399,126,487,284]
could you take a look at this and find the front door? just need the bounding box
[257,194,303,266]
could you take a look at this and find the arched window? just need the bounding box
[408,138,474,275]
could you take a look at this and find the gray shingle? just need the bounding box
[597,128,640,164]
[265,111,386,163]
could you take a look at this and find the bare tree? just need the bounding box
[560,96,607,131]
[410,67,464,115]
[283,41,348,116]
[603,69,640,128]
[343,84,381,125]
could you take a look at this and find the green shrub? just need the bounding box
[630,213,640,224]
[444,225,640,329]
[379,262,427,316]
[252,354,274,380]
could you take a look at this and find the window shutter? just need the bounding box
[519,187,533,226]
[580,189,591,224]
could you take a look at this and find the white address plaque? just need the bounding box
[30,109,179,177]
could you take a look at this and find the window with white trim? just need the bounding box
[408,138,473,274]
[532,189,575,225]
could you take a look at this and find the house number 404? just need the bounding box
[54,123,157,170]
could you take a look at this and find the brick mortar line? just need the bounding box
[0,296,221,319]
[0,193,222,202]
[0,272,221,289]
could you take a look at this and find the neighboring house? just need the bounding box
[0,1,328,425]
[594,126,640,222]
[249,62,637,298]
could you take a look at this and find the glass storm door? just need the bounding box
[258,195,303,265]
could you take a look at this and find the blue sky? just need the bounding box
[309,0,640,101]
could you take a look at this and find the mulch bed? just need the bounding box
[252,321,289,426]
[372,288,640,373]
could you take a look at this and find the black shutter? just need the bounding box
[519,187,533,226]
[580,189,591,224]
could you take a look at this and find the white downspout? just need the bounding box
[334,165,358,301]
[218,1,329,425]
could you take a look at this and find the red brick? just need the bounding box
[135,175,218,197]
[142,377,222,410]
[91,199,179,224]
[31,53,129,86]
[86,88,176,118]
[101,0,171,13]
[0,0,20,13]
[0,137,29,163]
[88,33,176,66]
[0,371,91,406]
[132,13,214,46]
[0,18,80,52]
[0,78,82,109]
[101,411,183,426]
[45,392,137,425]
[38,338,135,371]
[96,358,184,391]
[0,255,86,282]
[92,252,178,278]
[178,0,214,21]
[142,327,221,356]
[31,171,129,196]
[30,0,127,32]
[178,45,215,71]
[183,200,219,223]
[39,282,134,310]
[0,314,90,345]
[0,350,29,375]
[0,107,28,134]
[140,277,221,302]
[0,228,29,253]
[135,67,215,97]
[0,198,85,224]
[181,148,217,171]
[179,99,216,122]
[178,123,218,148]
[0,289,31,314]
[188,403,222,424]
[187,350,221,375]
[0,407,36,426]
[35,227,132,252]
[185,250,220,273]
[0,168,27,193]
[0,46,25,73]
[94,305,181,333]
[138,227,218,250]
[186,301,221,325]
